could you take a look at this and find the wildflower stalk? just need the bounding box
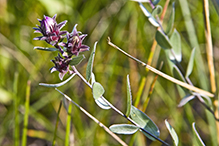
[107,37,214,98]
[72,67,170,146]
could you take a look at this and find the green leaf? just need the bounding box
[86,41,98,81]
[39,73,76,87]
[130,0,150,2]
[155,29,172,50]
[92,82,105,100]
[109,124,139,135]
[138,2,159,27]
[178,95,195,107]
[166,2,175,35]
[185,48,196,78]
[34,46,58,51]
[91,72,96,85]
[130,106,160,141]
[69,55,85,66]
[126,75,132,117]
[192,123,206,146]
[95,97,111,109]
[165,119,179,146]
[152,5,162,17]
[169,29,182,62]
[152,0,160,5]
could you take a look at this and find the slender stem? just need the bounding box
[55,88,128,146]
[72,67,169,146]
[107,38,214,98]
[22,80,31,146]
[52,101,62,146]
[203,0,216,93]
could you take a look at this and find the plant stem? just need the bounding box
[55,88,128,146]
[52,101,62,146]
[22,80,31,146]
[107,37,214,98]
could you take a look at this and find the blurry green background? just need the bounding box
[0,0,219,145]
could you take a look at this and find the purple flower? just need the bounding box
[33,14,67,45]
[59,24,89,56]
[50,54,74,80]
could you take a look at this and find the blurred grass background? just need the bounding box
[0,0,219,145]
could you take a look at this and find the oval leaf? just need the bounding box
[185,48,196,78]
[95,97,111,109]
[39,73,76,87]
[165,119,179,146]
[166,2,175,35]
[155,29,172,50]
[109,124,139,135]
[178,95,195,107]
[131,0,150,2]
[169,29,182,62]
[34,46,58,51]
[92,82,105,100]
[69,55,85,66]
[86,41,97,81]
[192,123,206,146]
[126,75,132,117]
[130,106,160,141]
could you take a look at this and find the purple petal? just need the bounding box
[79,34,87,41]
[59,31,68,35]
[52,14,57,20]
[59,72,66,80]
[57,20,67,29]
[34,30,42,33]
[72,24,78,35]
[50,67,57,73]
[33,36,45,40]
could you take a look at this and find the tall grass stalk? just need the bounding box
[65,101,72,146]
[203,0,219,144]
[13,72,19,146]
[52,101,62,146]
[21,80,31,146]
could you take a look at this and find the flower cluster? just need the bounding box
[33,15,89,80]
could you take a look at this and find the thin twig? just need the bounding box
[55,88,128,146]
[107,37,214,98]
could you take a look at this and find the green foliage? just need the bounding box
[126,75,132,117]
[165,119,179,146]
[130,106,160,141]
[69,55,85,66]
[92,82,105,100]
[109,124,139,135]
[86,42,97,81]
[155,29,172,49]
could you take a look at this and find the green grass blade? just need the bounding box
[22,80,31,146]
[65,101,72,146]
[13,72,19,146]
[52,101,62,146]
